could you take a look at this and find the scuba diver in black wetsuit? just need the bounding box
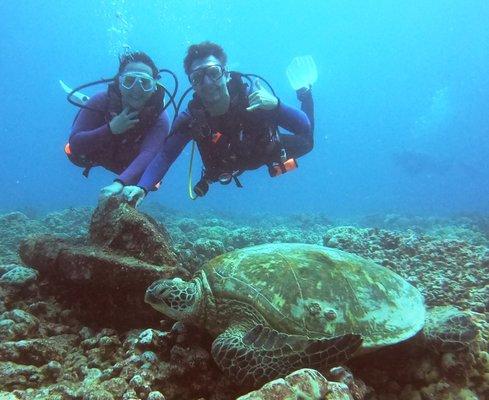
[135,41,315,200]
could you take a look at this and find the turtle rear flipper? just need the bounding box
[424,306,479,352]
[211,324,362,386]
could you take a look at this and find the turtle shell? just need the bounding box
[202,243,425,350]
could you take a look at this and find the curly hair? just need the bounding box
[118,51,159,78]
[183,41,227,75]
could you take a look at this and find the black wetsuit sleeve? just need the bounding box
[274,101,311,137]
[297,87,314,134]
[273,100,314,160]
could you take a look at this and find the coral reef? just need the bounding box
[0,204,487,399]
[322,226,489,312]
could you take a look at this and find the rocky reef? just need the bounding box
[0,201,487,399]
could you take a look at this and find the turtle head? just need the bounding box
[145,277,203,322]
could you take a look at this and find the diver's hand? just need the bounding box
[99,181,124,202]
[109,107,140,135]
[246,80,279,112]
[122,185,146,207]
[296,86,312,101]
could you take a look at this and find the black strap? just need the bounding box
[233,175,243,188]
[82,166,92,178]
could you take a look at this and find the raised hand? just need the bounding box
[109,107,140,135]
[246,80,279,112]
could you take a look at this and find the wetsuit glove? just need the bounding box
[122,185,146,208]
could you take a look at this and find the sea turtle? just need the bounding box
[145,243,477,386]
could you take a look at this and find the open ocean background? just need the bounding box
[1,0,488,217]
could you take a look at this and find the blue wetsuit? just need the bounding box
[69,91,169,188]
[138,83,314,192]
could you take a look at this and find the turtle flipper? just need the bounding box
[424,306,479,352]
[211,324,362,386]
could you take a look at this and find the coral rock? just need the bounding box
[17,199,190,328]
[328,366,368,400]
[90,197,177,266]
[237,368,353,400]
[147,391,166,400]
[0,266,38,287]
[0,361,40,390]
[0,334,77,366]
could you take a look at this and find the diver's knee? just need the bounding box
[303,137,314,155]
[291,138,314,160]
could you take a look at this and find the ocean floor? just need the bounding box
[0,202,488,400]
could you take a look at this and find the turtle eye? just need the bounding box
[155,285,168,296]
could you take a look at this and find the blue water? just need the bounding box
[1,1,488,217]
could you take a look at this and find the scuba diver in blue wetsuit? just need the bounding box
[127,41,316,203]
[64,51,178,206]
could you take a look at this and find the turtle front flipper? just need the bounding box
[211,324,362,386]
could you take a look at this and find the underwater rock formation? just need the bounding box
[327,366,369,400]
[19,235,178,294]
[90,197,177,266]
[323,225,489,312]
[17,199,188,328]
[236,368,354,400]
[0,264,38,288]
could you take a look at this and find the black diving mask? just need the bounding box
[189,65,225,86]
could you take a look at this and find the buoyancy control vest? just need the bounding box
[186,73,281,182]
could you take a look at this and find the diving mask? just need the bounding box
[120,71,156,92]
[189,65,225,86]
